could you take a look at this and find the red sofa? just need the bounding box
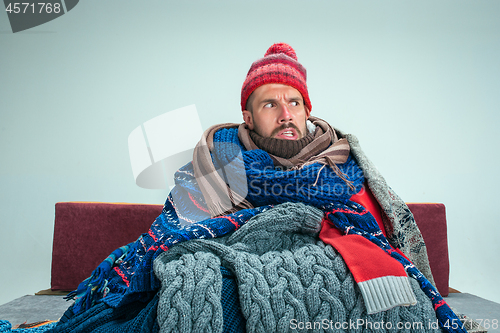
[50,202,450,297]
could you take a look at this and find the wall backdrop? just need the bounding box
[1,0,499,306]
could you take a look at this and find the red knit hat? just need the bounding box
[241,43,312,112]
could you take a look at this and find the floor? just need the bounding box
[446,293,500,333]
[0,295,73,327]
[0,293,499,331]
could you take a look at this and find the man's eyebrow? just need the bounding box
[259,98,278,105]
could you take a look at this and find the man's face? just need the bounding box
[242,84,310,140]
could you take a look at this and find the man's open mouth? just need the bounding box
[275,127,298,140]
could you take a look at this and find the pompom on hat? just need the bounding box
[241,43,312,112]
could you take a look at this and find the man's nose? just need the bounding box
[278,104,292,123]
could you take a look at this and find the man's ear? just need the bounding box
[242,110,254,130]
[305,106,311,119]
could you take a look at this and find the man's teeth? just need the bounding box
[283,130,293,136]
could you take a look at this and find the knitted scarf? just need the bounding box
[192,116,352,218]
[64,119,463,333]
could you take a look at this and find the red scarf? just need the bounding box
[319,184,417,314]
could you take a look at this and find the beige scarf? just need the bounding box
[193,116,351,218]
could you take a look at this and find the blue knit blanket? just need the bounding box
[62,127,464,333]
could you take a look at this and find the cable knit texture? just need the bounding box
[155,253,223,333]
[154,203,439,333]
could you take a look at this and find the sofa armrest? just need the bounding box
[51,202,163,291]
[407,203,450,297]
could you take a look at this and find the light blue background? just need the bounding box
[1,0,499,306]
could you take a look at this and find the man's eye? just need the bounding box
[264,103,274,108]
[290,101,299,106]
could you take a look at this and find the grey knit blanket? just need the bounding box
[153,202,440,333]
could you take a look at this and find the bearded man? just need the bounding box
[53,44,465,333]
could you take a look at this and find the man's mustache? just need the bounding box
[270,122,302,138]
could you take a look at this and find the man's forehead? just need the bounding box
[252,84,303,100]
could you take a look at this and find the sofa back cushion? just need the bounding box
[51,202,449,297]
[50,202,163,291]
